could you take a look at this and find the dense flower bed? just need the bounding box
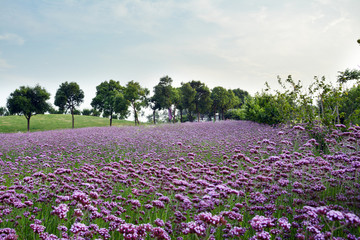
[0,121,359,239]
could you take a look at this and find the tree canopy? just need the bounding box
[124,80,149,125]
[91,80,128,126]
[179,82,196,122]
[152,76,174,122]
[189,80,212,122]
[7,85,50,132]
[54,81,84,129]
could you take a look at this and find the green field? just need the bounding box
[0,114,137,133]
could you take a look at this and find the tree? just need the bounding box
[152,76,174,122]
[0,107,9,116]
[220,90,239,120]
[339,84,360,125]
[54,81,84,129]
[337,69,360,83]
[211,86,228,121]
[124,80,149,125]
[82,109,92,116]
[170,87,181,123]
[231,88,250,108]
[179,82,196,122]
[244,92,281,125]
[7,85,50,132]
[91,80,128,126]
[148,96,161,124]
[189,80,212,122]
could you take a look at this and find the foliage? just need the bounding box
[179,82,196,122]
[6,85,50,132]
[152,76,176,122]
[225,108,246,120]
[337,69,360,83]
[47,104,61,114]
[91,80,128,126]
[244,92,281,125]
[211,86,228,121]
[54,81,84,129]
[189,80,212,122]
[0,106,9,116]
[339,83,360,125]
[81,108,92,116]
[231,88,250,108]
[91,108,101,117]
[124,80,149,125]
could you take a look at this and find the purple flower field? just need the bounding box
[0,121,359,239]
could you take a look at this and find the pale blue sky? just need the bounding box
[0,0,359,110]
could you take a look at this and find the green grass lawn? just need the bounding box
[0,114,138,133]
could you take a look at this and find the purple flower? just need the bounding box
[117,223,139,240]
[344,213,360,225]
[70,222,88,234]
[151,227,171,240]
[229,226,246,236]
[326,210,344,221]
[30,224,46,234]
[249,215,274,232]
[278,217,291,231]
[154,218,165,227]
[152,200,165,209]
[51,203,69,219]
[196,212,227,226]
[251,231,271,240]
[182,221,206,236]
[72,190,90,205]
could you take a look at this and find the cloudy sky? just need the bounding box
[0,0,359,110]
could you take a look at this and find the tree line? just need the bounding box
[2,68,360,133]
[2,78,249,132]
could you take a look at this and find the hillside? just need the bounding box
[0,114,136,133]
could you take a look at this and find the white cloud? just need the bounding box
[0,58,12,70]
[0,33,25,45]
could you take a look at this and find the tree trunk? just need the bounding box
[133,104,138,125]
[110,114,113,127]
[173,107,176,123]
[214,108,216,122]
[153,109,156,124]
[180,109,183,123]
[71,108,74,129]
[26,115,30,132]
[168,108,172,123]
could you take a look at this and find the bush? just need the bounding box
[82,109,92,116]
[225,108,246,120]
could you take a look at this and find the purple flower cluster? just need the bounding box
[51,204,69,219]
[249,215,275,232]
[0,121,359,239]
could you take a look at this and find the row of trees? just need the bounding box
[4,78,249,131]
[149,77,248,124]
[3,67,359,132]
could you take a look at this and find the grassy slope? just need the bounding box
[0,114,137,133]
